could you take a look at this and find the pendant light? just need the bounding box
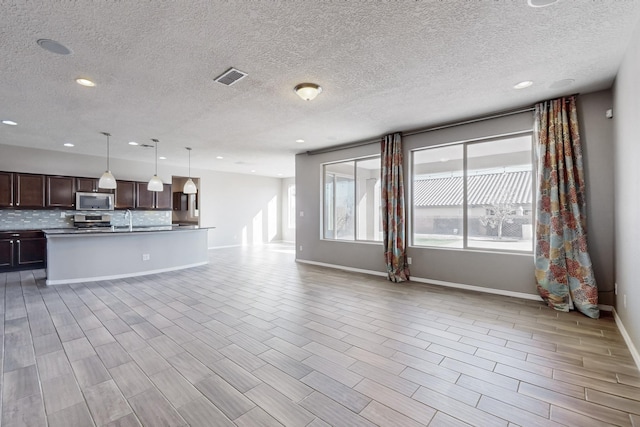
[147,138,164,191]
[183,147,197,194]
[98,132,117,189]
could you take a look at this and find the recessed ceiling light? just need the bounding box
[439,158,449,162]
[216,156,224,159]
[64,143,75,147]
[527,0,559,7]
[2,120,17,126]
[159,156,167,160]
[513,80,533,89]
[128,141,139,146]
[296,139,305,143]
[37,39,72,55]
[277,173,283,176]
[76,78,96,87]
[251,170,256,173]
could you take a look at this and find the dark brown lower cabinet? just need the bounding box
[0,230,46,271]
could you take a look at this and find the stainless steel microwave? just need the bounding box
[75,192,114,211]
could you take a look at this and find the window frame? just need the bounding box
[321,155,382,243]
[410,131,535,254]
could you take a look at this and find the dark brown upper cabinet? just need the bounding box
[135,182,155,209]
[15,173,45,208]
[76,177,114,193]
[46,176,76,208]
[115,180,136,209]
[136,182,171,209]
[0,172,14,207]
[155,184,172,209]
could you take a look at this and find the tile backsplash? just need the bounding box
[0,210,172,230]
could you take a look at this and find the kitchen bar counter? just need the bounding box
[44,226,210,285]
[43,224,206,235]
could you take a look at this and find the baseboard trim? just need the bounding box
[613,309,640,372]
[208,244,242,250]
[296,259,388,277]
[45,261,209,285]
[410,276,542,301]
[295,259,541,301]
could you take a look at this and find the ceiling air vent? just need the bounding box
[213,67,248,86]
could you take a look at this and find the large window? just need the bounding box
[412,134,533,252]
[323,157,382,241]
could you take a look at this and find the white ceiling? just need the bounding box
[1,1,639,178]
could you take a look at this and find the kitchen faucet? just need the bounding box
[124,209,133,231]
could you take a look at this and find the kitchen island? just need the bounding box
[43,226,209,285]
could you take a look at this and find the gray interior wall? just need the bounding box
[613,19,640,356]
[404,111,535,295]
[297,144,385,272]
[0,144,282,248]
[576,90,615,306]
[296,98,615,299]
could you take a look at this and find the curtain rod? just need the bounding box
[306,106,535,156]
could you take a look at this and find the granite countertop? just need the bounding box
[43,225,211,235]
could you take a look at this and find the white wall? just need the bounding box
[0,144,283,248]
[613,19,640,358]
[199,169,282,248]
[296,94,615,300]
[281,177,296,243]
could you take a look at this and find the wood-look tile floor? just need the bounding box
[2,243,639,426]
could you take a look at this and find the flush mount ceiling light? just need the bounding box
[64,143,74,147]
[2,120,17,126]
[513,80,533,89]
[183,147,197,194]
[296,139,305,143]
[294,83,322,101]
[37,39,72,55]
[147,139,164,192]
[98,132,117,189]
[76,78,95,87]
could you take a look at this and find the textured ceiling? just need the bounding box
[1,1,639,177]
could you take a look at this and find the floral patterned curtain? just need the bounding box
[534,96,599,318]
[381,133,410,282]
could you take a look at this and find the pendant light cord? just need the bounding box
[187,147,192,179]
[152,138,159,175]
[101,132,111,171]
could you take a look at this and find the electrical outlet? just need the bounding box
[300,211,304,217]
[142,254,150,261]
[624,294,627,309]
[299,245,303,251]
[615,283,618,295]
[407,257,412,265]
